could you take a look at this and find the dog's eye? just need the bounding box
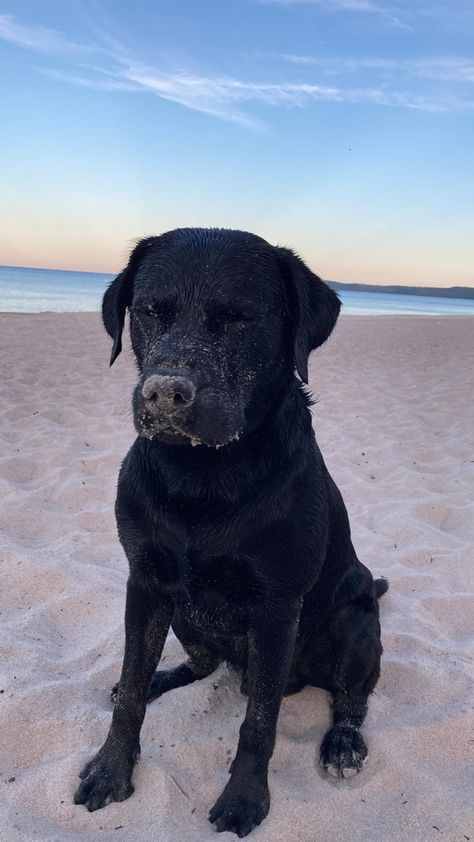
[224,312,256,332]
[133,303,174,330]
[208,310,255,334]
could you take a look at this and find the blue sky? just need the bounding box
[1,0,473,285]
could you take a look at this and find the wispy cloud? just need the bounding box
[273,53,474,83]
[45,64,474,121]
[0,13,94,55]
[1,13,473,127]
[413,57,474,83]
[39,68,145,94]
[253,0,474,30]
[252,0,407,28]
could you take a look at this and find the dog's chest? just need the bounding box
[139,491,266,633]
[143,525,262,634]
[175,584,250,636]
[153,543,258,596]
[160,551,258,636]
[147,493,258,583]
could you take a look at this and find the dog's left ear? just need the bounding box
[102,238,154,366]
[276,246,341,383]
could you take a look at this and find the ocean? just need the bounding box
[1,265,473,316]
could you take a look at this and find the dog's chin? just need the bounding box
[136,421,241,449]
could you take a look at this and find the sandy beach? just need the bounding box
[0,312,472,842]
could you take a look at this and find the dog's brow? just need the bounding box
[133,295,176,310]
[208,294,260,313]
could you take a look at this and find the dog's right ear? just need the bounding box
[102,238,154,366]
[276,246,341,383]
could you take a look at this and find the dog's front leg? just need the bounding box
[209,599,301,837]
[74,576,173,811]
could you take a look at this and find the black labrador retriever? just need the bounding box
[74,227,388,836]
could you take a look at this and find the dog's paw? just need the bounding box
[209,776,270,837]
[74,744,138,812]
[320,724,367,779]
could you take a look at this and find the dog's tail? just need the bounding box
[375,578,389,599]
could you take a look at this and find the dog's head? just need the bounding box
[102,228,340,447]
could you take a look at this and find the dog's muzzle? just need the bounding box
[136,370,242,447]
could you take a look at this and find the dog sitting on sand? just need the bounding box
[74,228,388,837]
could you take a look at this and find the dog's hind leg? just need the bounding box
[111,646,221,704]
[148,642,222,701]
[111,611,222,704]
[317,597,384,779]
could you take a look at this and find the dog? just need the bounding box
[74,227,388,837]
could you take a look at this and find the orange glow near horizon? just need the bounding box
[1,229,472,288]
[1,194,473,288]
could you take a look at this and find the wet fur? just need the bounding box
[74,228,388,837]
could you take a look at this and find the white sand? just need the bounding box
[0,313,472,842]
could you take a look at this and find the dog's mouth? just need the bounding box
[138,428,240,450]
[134,404,242,449]
[137,421,241,449]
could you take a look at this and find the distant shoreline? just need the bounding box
[327,280,474,300]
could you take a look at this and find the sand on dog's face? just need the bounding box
[127,232,291,448]
[0,312,472,842]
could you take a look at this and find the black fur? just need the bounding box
[75,228,388,836]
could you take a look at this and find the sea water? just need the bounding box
[0,265,473,316]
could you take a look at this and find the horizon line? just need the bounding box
[0,263,472,291]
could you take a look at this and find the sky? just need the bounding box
[0,1,473,286]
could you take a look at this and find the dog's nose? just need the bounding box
[142,374,196,410]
